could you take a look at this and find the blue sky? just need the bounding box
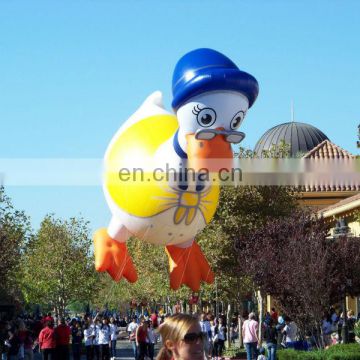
[1,0,359,232]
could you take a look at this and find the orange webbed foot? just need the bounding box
[94,228,138,283]
[165,241,214,291]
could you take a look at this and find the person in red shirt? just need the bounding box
[150,312,158,329]
[136,317,148,360]
[270,308,278,323]
[17,321,34,360]
[42,313,55,326]
[38,321,56,360]
[54,318,71,360]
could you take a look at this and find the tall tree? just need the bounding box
[20,215,99,317]
[0,187,31,303]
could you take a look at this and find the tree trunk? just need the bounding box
[257,290,263,344]
[317,322,325,349]
[226,303,232,349]
[58,294,66,319]
[342,295,349,343]
[238,315,243,348]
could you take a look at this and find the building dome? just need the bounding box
[254,122,329,157]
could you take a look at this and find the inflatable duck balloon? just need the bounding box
[94,48,259,291]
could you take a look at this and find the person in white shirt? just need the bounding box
[109,317,118,360]
[84,320,95,360]
[216,317,226,358]
[242,312,259,360]
[210,319,217,358]
[98,318,111,360]
[211,317,226,359]
[127,317,138,360]
[282,317,298,348]
[199,313,211,359]
[92,318,101,360]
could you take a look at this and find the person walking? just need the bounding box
[282,317,298,348]
[71,320,83,360]
[136,317,148,360]
[98,318,111,360]
[127,318,138,360]
[199,313,211,359]
[92,317,101,360]
[18,321,34,360]
[38,321,56,360]
[7,325,20,360]
[84,320,94,360]
[147,321,156,360]
[215,317,226,359]
[54,318,70,360]
[264,318,277,360]
[242,312,259,360]
[109,317,118,360]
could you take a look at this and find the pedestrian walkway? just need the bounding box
[115,339,137,360]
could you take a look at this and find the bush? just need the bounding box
[277,343,360,360]
[223,346,246,358]
[354,321,360,338]
[326,343,360,359]
[278,349,325,360]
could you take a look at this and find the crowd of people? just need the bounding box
[0,312,126,360]
[1,306,360,360]
[0,310,233,360]
[241,306,360,360]
[321,308,358,346]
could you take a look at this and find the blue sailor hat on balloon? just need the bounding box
[171,48,259,111]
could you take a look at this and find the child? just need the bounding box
[257,346,266,360]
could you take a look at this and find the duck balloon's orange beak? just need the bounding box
[186,132,233,173]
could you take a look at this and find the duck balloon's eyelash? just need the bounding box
[192,104,203,115]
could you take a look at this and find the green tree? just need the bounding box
[20,214,99,317]
[0,187,31,303]
[236,139,291,158]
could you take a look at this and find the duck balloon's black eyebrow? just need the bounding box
[192,104,204,115]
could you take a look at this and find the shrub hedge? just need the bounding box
[278,343,360,360]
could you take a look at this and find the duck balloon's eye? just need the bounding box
[196,108,216,127]
[230,111,245,130]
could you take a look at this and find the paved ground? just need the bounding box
[114,340,139,360]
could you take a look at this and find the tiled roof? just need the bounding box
[300,140,358,192]
[319,193,360,214]
[298,185,360,192]
[302,140,355,159]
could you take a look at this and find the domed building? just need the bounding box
[256,121,360,316]
[254,121,329,157]
[251,120,358,208]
